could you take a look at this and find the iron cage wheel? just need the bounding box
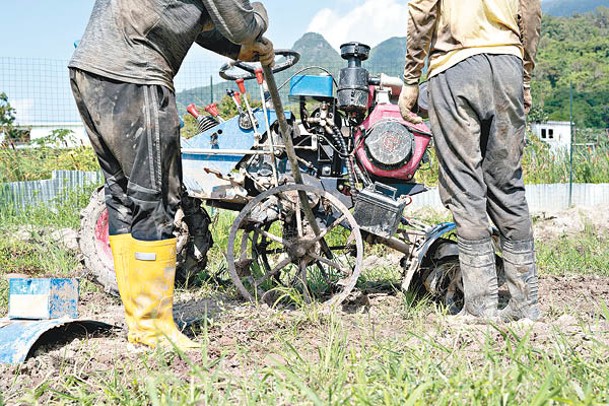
[226,184,363,308]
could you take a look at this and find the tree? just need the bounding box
[0,92,29,145]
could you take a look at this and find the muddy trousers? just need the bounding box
[69,68,182,241]
[428,54,538,319]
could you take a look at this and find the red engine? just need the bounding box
[354,103,432,181]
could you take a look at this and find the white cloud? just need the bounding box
[306,0,408,50]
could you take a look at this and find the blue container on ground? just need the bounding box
[8,278,79,320]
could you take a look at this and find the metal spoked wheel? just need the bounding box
[227,184,363,308]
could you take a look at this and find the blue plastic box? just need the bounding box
[289,75,334,99]
[8,278,79,320]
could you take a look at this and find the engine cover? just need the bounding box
[364,120,414,170]
[355,104,432,181]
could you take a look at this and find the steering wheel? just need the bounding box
[219,49,300,81]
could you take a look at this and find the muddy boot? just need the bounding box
[127,238,199,350]
[109,233,135,331]
[456,237,499,319]
[499,239,541,322]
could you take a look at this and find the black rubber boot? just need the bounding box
[499,239,541,322]
[457,237,499,319]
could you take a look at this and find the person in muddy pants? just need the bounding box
[399,0,542,322]
[68,0,274,350]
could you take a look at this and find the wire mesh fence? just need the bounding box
[0,57,228,125]
[0,58,80,124]
[0,170,102,213]
[0,56,407,127]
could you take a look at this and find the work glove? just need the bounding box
[238,36,275,67]
[398,84,423,124]
[524,87,532,115]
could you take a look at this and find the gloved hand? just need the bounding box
[398,84,423,124]
[238,36,275,67]
[524,87,532,115]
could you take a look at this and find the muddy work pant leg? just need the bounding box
[427,54,533,242]
[69,68,182,241]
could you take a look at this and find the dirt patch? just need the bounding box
[533,205,609,240]
[3,274,609,401]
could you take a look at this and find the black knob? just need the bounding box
[340,42,370,67]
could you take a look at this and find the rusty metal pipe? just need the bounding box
[262,65,323,239]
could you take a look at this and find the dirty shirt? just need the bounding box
[69,0,267,92]
[403,0,542,88]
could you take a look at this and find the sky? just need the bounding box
[0,0,410,124]
[0,0,410,61]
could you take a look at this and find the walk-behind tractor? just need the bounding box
[79,43,502,310]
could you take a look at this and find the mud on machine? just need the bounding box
[79,42,503,311]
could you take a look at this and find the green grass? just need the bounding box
[0,184,98,229]
[0,146,99,183]
[523,138,609,185]
[3,306,609,404]
[536,224,609,276]
[414,133,609,187]
[1,177,609,404]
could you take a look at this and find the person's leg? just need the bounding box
[69,68,132,236]
[71,69,181,241]
[70,68,135,330]
[125,85,182,241]
[482,55,540,321]
[70,69,196,348]
[427,55,499,318]
[120,84,196,349]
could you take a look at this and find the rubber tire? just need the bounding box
[78,187,212,296]
[417,238,504,314]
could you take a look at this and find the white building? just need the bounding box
[15,122,89,148]
[530,121,572,152]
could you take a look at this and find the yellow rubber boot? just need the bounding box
[109,233,136,331]
[128,238,199,350]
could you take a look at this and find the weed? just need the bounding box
[536,226,609,276]
[0,184,97,229]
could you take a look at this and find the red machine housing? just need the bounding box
[354,103,432,181]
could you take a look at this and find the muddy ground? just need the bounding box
[1,205,609,401]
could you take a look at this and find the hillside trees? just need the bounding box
[532,7,609,128]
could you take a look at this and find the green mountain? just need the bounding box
[291,32,342,71]
[543,0,608,16]
[367,37,406,78]
[178,6,609,128]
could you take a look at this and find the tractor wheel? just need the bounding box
[78,187,213,295]
[418,238,504,314]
